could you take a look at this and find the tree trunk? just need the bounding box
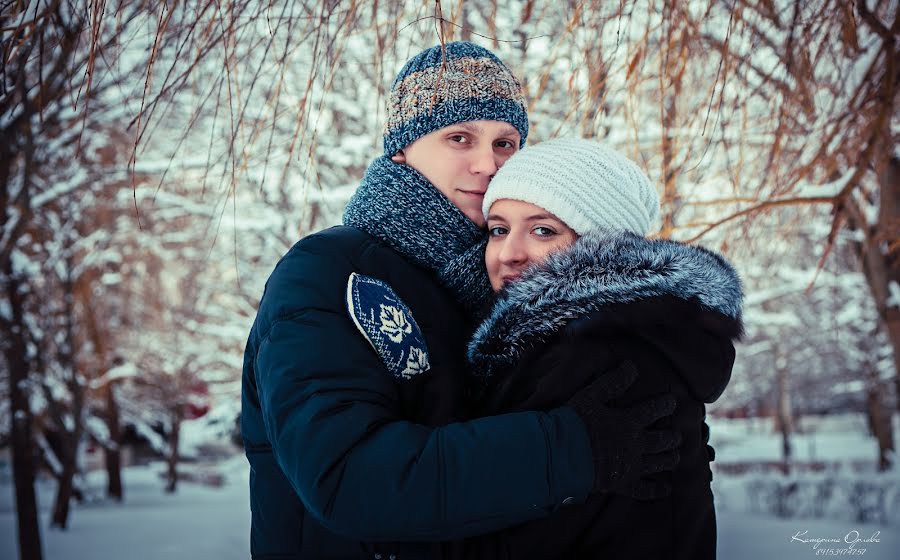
[458,0,471,42]
[848,156,900,413]
[581,44,609,139]
[36,432,85,504]
[48,245,85,529]
[50,444,76,529]
[866,361,895,471]
[104,383,124,501]
[165,411,182,493]
[3,270,44,559]
[0,59,43,560]
[775,363,793,474]
[77,274,123,501]
[657,6,688,239]
[39,401,82,531]
[878,158,900,412]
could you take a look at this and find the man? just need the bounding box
[241,41,680,559]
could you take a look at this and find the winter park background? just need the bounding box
[1,1,898,559]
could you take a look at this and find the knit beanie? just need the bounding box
[383,41,529,156]
[482,138,661,236]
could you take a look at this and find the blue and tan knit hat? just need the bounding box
[383,41,529,156]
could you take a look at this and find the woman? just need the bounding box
[456,138,743,559]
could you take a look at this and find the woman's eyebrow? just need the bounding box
[525,214,559,221]
[486,214,560,221]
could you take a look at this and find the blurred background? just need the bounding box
[1,0,897,558]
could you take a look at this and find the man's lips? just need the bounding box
[501,274,521,284]
[458,189,486,197]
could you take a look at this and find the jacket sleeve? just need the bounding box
[252,238,594,541]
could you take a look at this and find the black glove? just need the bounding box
[702,418,715,462]
[567,360,681,500]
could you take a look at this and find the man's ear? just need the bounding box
[391,150,407,164]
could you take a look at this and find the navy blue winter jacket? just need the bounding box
[241,226,595,559]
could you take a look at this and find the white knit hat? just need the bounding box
[483,138,661,236]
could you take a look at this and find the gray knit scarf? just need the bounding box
[343,155,493,318]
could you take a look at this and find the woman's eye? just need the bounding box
[533,226,556,237]
[488,226,508,236]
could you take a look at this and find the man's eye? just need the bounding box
[488,226,508,236]
[449,135,469,144]
[495,140,515,149]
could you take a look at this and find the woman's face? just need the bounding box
[485,199,579,292]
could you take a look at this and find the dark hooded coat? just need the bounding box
[241,226,596,560]
[454,230,743,560]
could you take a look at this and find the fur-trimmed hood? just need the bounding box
[468,230,743,401]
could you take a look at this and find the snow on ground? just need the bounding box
[1,457,251,560]
[709,414,890,463]
[1,415,899,558]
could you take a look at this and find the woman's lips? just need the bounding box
[501,274,521,284]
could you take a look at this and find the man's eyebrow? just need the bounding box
[456,122,482,134]
[452,122,519,138]
[497,125,519,138]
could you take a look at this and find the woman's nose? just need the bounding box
[498,236,527,265]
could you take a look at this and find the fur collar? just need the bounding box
[468,229,743,374]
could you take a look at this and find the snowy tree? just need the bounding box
[1,1,256,555]
[2,2,897,557]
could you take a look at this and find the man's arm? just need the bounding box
[252,239,594,541]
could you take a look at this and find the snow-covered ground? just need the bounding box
[710,413,892,463]
[1,415,898,559]
[710,415,900,559]
[0,458,251,559]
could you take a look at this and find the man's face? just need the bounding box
[392,120,521,227]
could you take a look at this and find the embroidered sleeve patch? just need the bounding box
[346,273,431,380]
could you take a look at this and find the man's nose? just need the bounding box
[469,144,499,176]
